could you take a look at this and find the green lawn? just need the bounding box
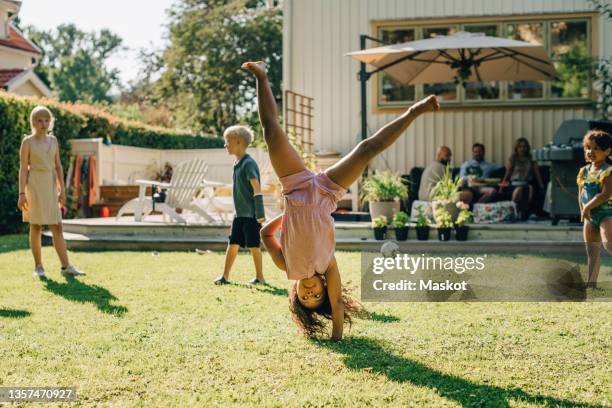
[0,234,610,407]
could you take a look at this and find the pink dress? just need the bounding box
[279,169,347,281]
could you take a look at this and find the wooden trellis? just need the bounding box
[284,90,314,158]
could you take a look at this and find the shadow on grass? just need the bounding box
[317,336,598,408]
[42,276,128,317]
[361,311,400,323]
[0,234,29,254]
[228,282,288,297]
[0,308,31,318]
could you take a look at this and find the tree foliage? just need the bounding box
[144,0,282,136]
[25,24,123,103]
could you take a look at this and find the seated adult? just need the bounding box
[500,137,544,220]
[459,143,500,203]
[418,146,471,203]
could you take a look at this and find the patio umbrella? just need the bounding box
[347,31,558,85]
[348,31,558,144]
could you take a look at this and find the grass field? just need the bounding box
[1,234,611,407]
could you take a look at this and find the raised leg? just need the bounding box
[325,95,440,189]
[242,61,305,178]
[29,224,43,267]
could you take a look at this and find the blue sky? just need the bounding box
[19,0,176,88]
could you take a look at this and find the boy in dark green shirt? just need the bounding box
[214,125,266,285]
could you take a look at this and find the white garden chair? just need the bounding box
[116,158,215,223]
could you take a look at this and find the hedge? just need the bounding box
[0,91,224,234]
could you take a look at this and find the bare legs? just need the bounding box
[49,224,69,268]
[583,218,612,288]
[241,61,305,179]
[222,244,264,282]
[29,223,71,269]
[324,95,440,189]
[249,247,264,281]
[29,224,43,266]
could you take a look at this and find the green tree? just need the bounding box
[150,0,282,136]
[588,0,612,19]
[25,24,123,103]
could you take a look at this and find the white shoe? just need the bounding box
[33,265,46,278]
[61,265,86,277]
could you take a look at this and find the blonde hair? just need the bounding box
[29,105,55,136]
[224,125,253,146]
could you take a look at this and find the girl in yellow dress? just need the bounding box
[17,106,85,278]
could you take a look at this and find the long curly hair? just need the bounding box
[288,278,365,338]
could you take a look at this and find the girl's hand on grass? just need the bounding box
[17,195,27,211]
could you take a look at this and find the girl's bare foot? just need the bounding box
[412,95,441,115]
[241,61,267,79]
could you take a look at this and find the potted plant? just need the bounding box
[392,211,409,241]
[430,165,462,223]
[435,207,453,241]
[455,201,473,241]
[372,215,388,240]
[361,171,408,221]
[413,205,430,241]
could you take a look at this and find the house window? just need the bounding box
[422,26,459,101]
[506,22,545,99]
[549,20,589,98]
[463,24,501,100]
[375,15,593,108]
[378,28,416,104]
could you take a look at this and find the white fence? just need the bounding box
[69,138,270,193]
[69,139,361,211]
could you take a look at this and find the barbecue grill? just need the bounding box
[533,119,612,225]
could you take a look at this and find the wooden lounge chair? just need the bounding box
[116,158,216,223]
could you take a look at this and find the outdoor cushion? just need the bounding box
[473,201,517,224]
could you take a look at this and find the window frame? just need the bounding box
[370,12,598,113]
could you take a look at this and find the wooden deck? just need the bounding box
[44,215,586,253]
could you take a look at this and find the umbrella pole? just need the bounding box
[359,34,370,182]
[359,35,369,143]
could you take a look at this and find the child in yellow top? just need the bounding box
[18,106,85,278]
[577,129,612,289]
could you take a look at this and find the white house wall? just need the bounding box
[0,48,32,69]
[12,79,45,97]
[283,0,611,173]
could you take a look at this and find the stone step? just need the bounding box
[60,218,584,241]
[46,231,585,255]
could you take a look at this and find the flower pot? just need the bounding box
[373,226,387,240]
[432,200,459,223]
[438,227,452,241]
[455,225,469,241]
[368,200,400,223]
[415,226,430,241]
[394,226,409,241]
